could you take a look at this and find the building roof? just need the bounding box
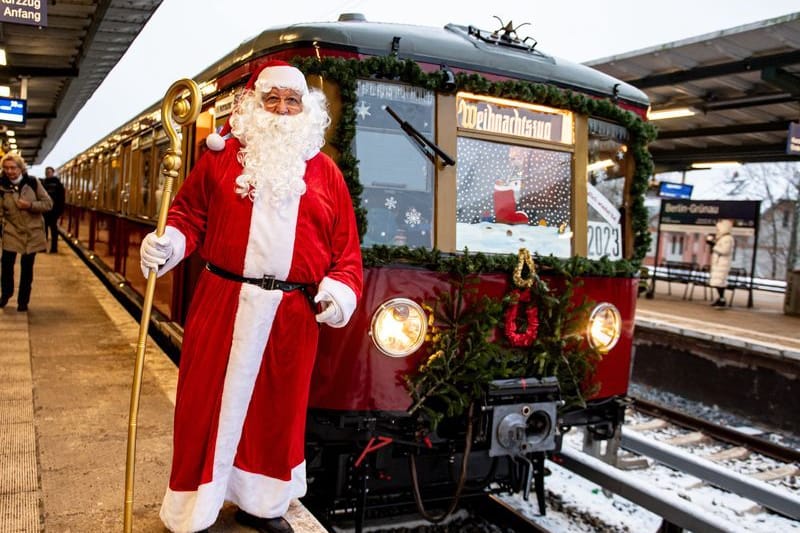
[587,12,800,173]
[0,0,162,165]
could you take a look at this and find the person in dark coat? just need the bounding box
[41,166,65,253]
[0,153,53,311]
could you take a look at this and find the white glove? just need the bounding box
[140,231,173,277]
[314,290,343,325]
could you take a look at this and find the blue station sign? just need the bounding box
[658,181,694,199]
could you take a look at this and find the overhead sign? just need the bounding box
[658,181,693,199]
[0,0,46,27]
[788,122,800,155]
[0,97,26,125]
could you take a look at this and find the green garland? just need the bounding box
[291,55,654,429]
[293,55,657,266]
[402,257,600,430]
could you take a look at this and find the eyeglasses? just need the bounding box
[261,90,303,115]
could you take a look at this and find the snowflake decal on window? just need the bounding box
[405,207,422,227]
[385,196,397,210]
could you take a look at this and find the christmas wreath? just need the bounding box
[405,249,601,430]
[504,289,539,347]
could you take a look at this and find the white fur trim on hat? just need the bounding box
[254,65,308,95]
[206,132,226,151]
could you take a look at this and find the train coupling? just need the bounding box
[484,377,561,458]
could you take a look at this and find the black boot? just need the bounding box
[235,509,294,533]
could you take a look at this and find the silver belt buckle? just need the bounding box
[259,275,277,291]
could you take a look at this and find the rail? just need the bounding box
[557,446,741,533]
[630,397,800,464]
[621,429,800,520]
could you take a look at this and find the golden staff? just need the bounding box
[123,78,201,533]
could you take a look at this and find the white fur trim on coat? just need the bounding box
[317,276,358,328]
[255,65,308,95]
[206,132,226,151]
[161,226,187,274]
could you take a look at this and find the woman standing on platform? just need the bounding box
[0,152,53,312]
[708,218,735,307]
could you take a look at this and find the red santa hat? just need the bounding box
[205,59,309,151]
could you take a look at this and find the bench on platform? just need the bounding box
[725,267,751,306]
[689,265,751,306]
[661,260,698,299]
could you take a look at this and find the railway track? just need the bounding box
[515,396,800,532]
[629,396,800,464]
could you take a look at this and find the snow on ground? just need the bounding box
[499,424,800,532]
[502,460,663,532]
[456,222,571,257]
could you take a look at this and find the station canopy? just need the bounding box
[0,0,162,165]
[587,12,800,173]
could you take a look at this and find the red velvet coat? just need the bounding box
[158,139,362,532]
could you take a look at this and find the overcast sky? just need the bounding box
[29,0,800,174]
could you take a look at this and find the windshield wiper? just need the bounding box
[384,105,455,167]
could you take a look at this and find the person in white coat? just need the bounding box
[707,218,735,307]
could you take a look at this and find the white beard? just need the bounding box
[230,91,328,208]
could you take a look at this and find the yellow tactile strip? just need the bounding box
[0,312,41,533]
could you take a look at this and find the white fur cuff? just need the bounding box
[317,277,357,328]
[159,225,187,276]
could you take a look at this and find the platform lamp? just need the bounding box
[123,78,201,533]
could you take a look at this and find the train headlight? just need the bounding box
[587,303,621,354]
[370,298,427,357]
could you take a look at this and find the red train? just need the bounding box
[58,14,653,527]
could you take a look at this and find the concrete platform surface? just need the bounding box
[637,279,800,357]
[0,249,326,532]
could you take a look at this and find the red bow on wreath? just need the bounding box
[504,289,539,347]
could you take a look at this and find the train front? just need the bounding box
[290,17,653,523]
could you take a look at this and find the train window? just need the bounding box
[455,138,572,257]
[139,145,152,216]
[586,119,630,260]
[155,138,170,214]
[354,80,434,248]
[109,150,121,211]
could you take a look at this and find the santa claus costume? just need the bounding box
[149,61,362,532]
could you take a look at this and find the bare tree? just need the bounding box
[724,162,800,279]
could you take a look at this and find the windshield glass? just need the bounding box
[455,137,572,256]
[354,80,435,248]
[586,118,630,260]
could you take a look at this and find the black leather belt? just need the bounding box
[205,262,309,293]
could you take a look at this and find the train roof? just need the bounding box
[198,15,649,109]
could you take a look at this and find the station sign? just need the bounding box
[0,0,46,27]
[0,96,26,125]
[658,181,693,199]
[456,92,573,145]
[659,199,760,235]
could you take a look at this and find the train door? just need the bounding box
[154,127,170,214]
[134,131,154,218]
[121,142,134,215]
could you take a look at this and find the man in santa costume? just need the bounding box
[140,60,363,533]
